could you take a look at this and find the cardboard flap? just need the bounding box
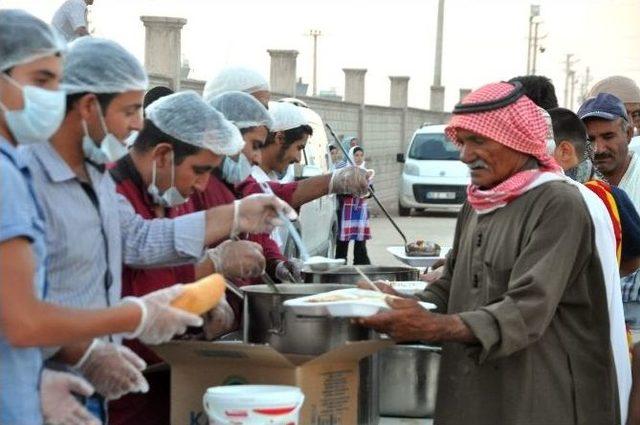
[302,340,394,367]
[152,340,295,369]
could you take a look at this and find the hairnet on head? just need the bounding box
[208,91,274,130]
[0,9,66,72]
[146,91,243,156]
[588,76,640,104]
[202,67,269,104]
[269,101,308,132]
[62,37,148,95]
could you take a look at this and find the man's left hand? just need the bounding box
[358,297,476,343]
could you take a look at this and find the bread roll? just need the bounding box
[171,274,226,315]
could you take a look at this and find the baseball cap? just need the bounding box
[577,93,630,122]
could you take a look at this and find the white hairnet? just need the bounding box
[589,75,640,104]
[146,91,243,156]
[269,101,308,132]
[208,91,274,130]
[0,9,66,71]
[202,67,269,104]
[62,37,148,95]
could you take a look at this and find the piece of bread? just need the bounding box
[171,274,226,315]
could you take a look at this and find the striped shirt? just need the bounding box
[19,142,205,324]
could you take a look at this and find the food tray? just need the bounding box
[283,288,436,318]
[386,246,449,268]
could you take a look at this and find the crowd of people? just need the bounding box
[3,2,640,425]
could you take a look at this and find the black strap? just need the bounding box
[452,81,525,114]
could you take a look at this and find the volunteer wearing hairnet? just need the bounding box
[238,101,374,259]
[0,10,205,425]
[109,90,267,424]
[203,66,271,107]
[15,34,293,423]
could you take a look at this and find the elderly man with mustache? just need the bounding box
[360,82,622,425]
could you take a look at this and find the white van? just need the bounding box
[397,124,469,215]
[277,98,338,258]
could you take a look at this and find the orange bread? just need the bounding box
[171,274,226,315]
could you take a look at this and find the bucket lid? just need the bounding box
[205,385,303,406]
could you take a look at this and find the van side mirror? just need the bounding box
[396,153,405,163]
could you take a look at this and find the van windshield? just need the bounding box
[408,133,460,160]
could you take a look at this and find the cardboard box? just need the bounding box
[153,339,393,425]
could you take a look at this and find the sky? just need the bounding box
[4,0,640,110]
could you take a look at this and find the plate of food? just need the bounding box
[387,244,449,268]
[283,288,436,318]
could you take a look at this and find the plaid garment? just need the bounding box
[339,195,371,241]
[445,82,563,213]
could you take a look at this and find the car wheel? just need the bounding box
[398,201,411,217]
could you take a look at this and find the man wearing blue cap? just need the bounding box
[578,93,638,209]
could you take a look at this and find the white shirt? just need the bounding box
[52,0,87,42]
[620,151,640,214]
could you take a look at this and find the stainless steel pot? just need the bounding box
[379,344,441,418]
[302,265,419,284]
[241,284,374,355]
[241,283,380,425]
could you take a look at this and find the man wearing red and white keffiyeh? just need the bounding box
[359,82,622,425]
[444,82,564,213]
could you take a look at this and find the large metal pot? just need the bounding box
[302,265,419,284]
[241,284,380,425]
[241,284,374,355]
[379,344,441,418]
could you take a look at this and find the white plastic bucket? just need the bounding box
[203,385,305,425]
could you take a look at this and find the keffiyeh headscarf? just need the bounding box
[445,82,563,213]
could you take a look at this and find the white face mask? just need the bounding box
[0,74,66,145]
[147,151,188,207]
[82,102,129,163]
[545,137,557,156]
[125,130,139,148]
[221,152,253,184]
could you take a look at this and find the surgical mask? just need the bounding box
[0,74,65,145]
[221,153,253,184]
[565,159,594,184]
[82,102,130,163]
[147,151,188,207]
[545,138,557,156]
[125,130,139,148]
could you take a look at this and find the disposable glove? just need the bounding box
[40,368,100,425]
[231,194,297,237]
[275,258,303,282]
[329,166,372,197]
[202,296,236,340]
[207,240,265,279]
[74,339,149,400]
[122,284,204,345]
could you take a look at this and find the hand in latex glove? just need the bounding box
[202,296,236,340]
[41,368,100,425]
[329,166,372,197]
[275,258,303,282]
[231,194,297,237]
[74,339,149,400]
[207,240,265,278]
[122,284,204,345]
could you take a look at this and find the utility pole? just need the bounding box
[579,67,592,104]
[569,71,577,110]
[563,54,579,108]
[307,29,322,96]
[433,0,445,87]
[526,5,540,74]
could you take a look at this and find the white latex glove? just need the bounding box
[207,240,265,279]
[74,339,149,400]
[40,368,100,425]
[329,166,372,197]
[275,258,303,282]
[122,284,204,345]
[202,297,236,340]
[231,194,297,237]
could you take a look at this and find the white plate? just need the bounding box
[303,256,346,271]
[283,288,436,318]
[388,280,427,296]
[386,246,449,268]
